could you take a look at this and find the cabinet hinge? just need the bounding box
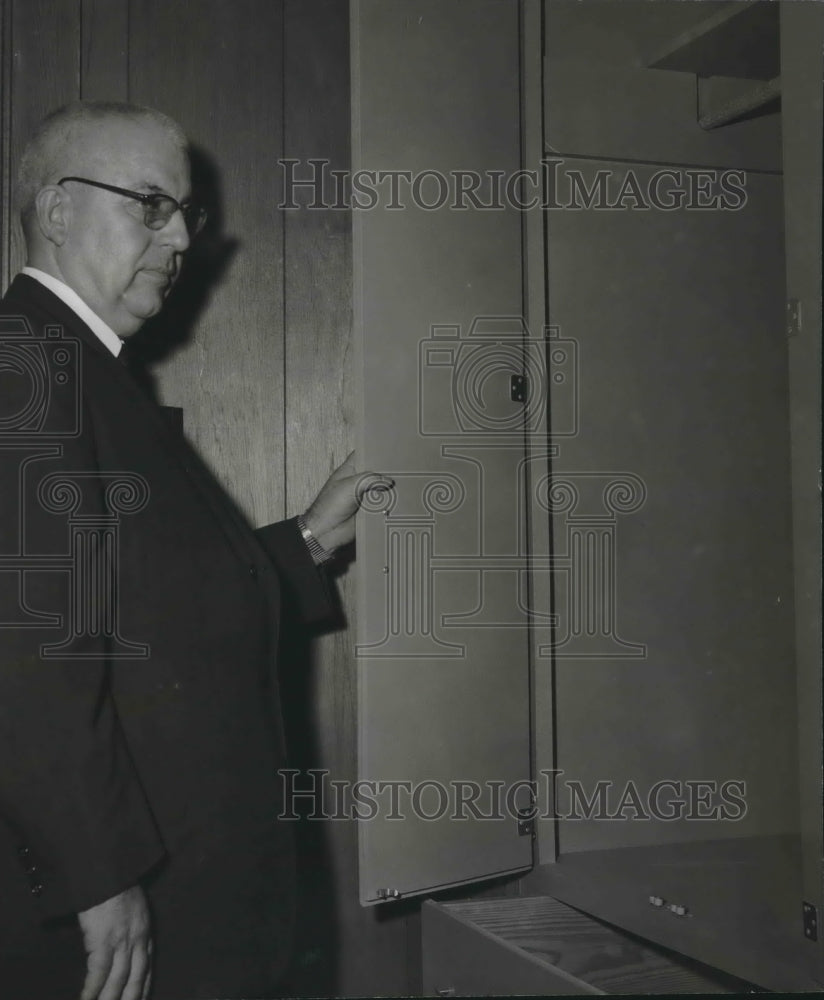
[376,887,402,901]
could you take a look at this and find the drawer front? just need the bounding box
[422,901,600,996]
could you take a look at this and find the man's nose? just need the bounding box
[159,208,191,252]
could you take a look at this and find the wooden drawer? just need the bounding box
[422,896,740,995]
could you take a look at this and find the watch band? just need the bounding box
[296,514,334,565]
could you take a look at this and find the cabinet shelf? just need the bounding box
[698,74,781,130]
[423,896,746,995]
[645,1,779,80]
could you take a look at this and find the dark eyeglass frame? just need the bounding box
[58,176,207,236]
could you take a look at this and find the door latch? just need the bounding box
[786,299,802,336]
[803,901,818,941]
[510,374,527,402]
[517,806,535,837]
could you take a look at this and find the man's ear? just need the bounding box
[33,185,71,246]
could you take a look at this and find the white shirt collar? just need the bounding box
[21,267,123,357]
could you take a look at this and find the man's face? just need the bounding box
[56,118,192,337]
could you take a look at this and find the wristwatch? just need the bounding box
[296,514,334,565]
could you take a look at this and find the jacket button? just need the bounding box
[249,565,258,578]
[17,846,30,859]
[30,883,43,897]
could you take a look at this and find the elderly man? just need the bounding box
[0,101,385,1000]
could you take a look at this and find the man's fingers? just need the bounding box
[97,947,131,1000]
[80,947,113,1000]
[353,472,394,499]
[121,940,152,1000]
[77,886,151,1000]
[140,967,153,1000]
[305,465,394,550]
[76,927,150,1000]
[329,450,357,480]
[139,940,154,1000]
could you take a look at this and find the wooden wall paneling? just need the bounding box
[0,0,127,286]
[80,0,128,102]
[3,0,81,283]
[1,0,11,289]
[281,0,412,994]
[128,0,287,527]
[781,0,824,955]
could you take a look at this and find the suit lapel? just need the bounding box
[3,275,269,571]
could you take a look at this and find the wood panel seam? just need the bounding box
[1,0,12,289]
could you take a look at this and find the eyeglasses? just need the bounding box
[58,176,207,236]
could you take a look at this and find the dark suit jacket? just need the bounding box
[0,274,331,996]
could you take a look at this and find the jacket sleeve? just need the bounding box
[254,517,334,626]
[0,372,165,920]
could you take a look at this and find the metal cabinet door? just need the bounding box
[351,0,538,904]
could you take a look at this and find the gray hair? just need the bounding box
[16,100,188,231]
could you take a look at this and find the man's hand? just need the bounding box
[303,451,393,554]
[77,885,153,1000]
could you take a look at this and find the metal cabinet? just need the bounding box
[351,1,823,992]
